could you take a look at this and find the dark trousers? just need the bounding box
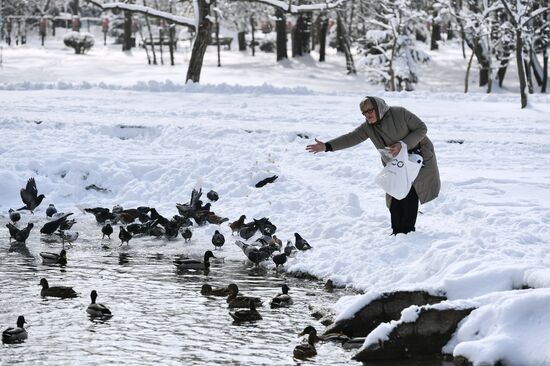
[390,187,419,235]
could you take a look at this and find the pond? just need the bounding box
[1,218,360,366]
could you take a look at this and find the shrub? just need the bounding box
[63,31,95,54]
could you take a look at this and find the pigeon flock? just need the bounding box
[3,177,327,359]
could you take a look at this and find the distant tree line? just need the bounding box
[1,0,548,107]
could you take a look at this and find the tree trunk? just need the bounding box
[238,31,246,51]
[159,28,164,65]
[431,18,440,50]
[168,24,175,66]
[122,10,133,51]
[465,47,475,93]
[143,3,157,64]
[250,15,255,56]
[292,15,302,57]
[186,0,212,83]
[318,12,328,62]
[275,9,287,61]
[542,48,548,93]
[336,11,356,74]
[447,21,453,40]
[215,7,221,66]
[515,30,527,108]
[524,59,534,93]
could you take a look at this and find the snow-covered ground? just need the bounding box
[2,30,550,365]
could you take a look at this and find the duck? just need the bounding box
[40,249,67,266]
[86,290,112,317]
[270,284,293,308]
[212,230,225,250]
[226,283,262,308]
[39,278,77,298]
[173,250,216,271]
[298,325,350,343]
[293,330,319,360]
[2,316,27,344]
[229,299,262,322]
[201,284,230,296]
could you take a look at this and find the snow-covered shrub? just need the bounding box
[63,31,95,54]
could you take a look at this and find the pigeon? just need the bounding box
[284,240,297,257]
[212,230,225,250]
[119,226,132,245]
[85,207,116,224]
[101,223,113,240]
[6,223,19,242]
[235,240,270,266]
[18,178,45,213]
[40,212,73,235]
[272,252,287,269]
[8,209,21,224]
[15,223,34,244]
[255,175,278,188]
[239,223,258,240]
[45,204,57,218]
[206,190,219,201]
[181,227,192,242]
[59,218,76,231]
[55,230,79,245]
[294,233,312,251]
[229,215,246,235]
[254,217,277,235]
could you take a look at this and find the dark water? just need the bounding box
[0,221,360,365]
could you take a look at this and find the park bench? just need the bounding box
[141,37,178,49]
[208,36,233,50]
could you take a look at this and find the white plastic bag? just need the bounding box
[374,141,423,200]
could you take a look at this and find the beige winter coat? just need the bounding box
[327,96,440,207]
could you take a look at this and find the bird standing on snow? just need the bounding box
[294,233,312,251]
[212,230,225,250]
[18,177,45,213]
[2,316,27,344]
[119,226,132,246]
[181,227,192,242]
[284,241,297,257]
[272,252,287,270]
[45,204,57,218]
[8,209,21,224]
[87,290,112,317]
[229,215,246,235]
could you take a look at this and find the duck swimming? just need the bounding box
[86,290,112,317]
[270,284,293,308]
[39,249,67,266]
[174,250,216,270]
[293,330,319,360]
[226,283,262,308]
[201,284,230,296]
[229,299,262,322]
[39,278,77,298]
[2,316,27,344]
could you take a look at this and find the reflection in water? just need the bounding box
[0,226,359,366]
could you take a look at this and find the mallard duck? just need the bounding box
[39,249,67,266]
[298,325,350,343]
[229,299,262,322]
[87,290,112,317]
[270,284,293,308]
[2,316,27,344]
[293,331,319,360]
[226,283,262,308]
[201,284,230,296]
[39,278,77,298]
[174,250,216,270]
